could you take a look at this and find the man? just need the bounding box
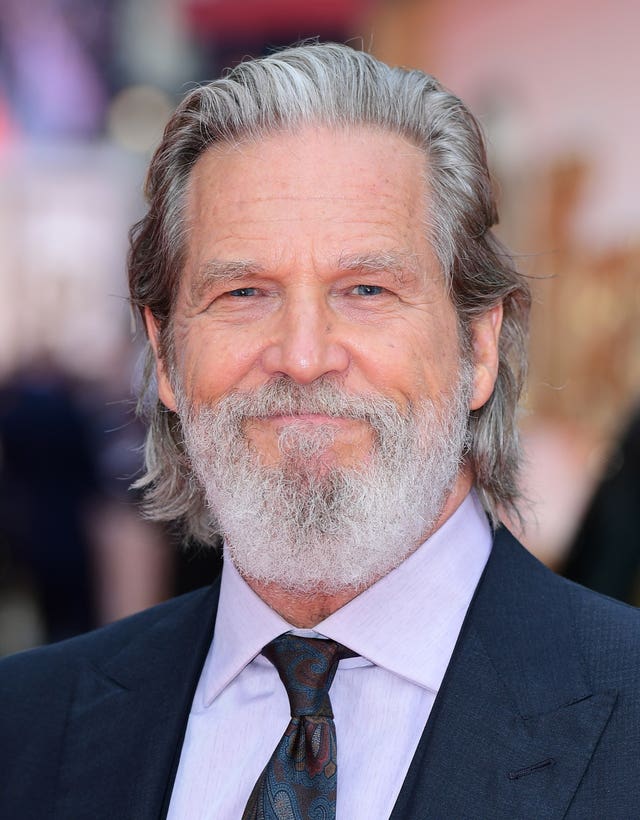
[1,43,639,819]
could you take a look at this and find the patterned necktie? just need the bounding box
[242,634,354,820]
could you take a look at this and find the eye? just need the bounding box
[352,284,385,296]
[227,287,259,297]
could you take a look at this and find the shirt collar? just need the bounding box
[315,490,492,692]
[197,554,291,707]
[199,490,492,706]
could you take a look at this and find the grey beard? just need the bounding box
[177,371,473,593]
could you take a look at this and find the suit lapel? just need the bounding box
[390,530,617,820]
[55,582,220,820]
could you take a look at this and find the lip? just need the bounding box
[259,413,345,425]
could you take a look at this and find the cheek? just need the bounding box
[178,327,265,402]
[362,325,461,404]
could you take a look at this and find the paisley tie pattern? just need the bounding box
[242,634,354,820]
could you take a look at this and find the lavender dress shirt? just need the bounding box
[167,491,492,819]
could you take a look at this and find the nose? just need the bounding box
[261,293,350,384]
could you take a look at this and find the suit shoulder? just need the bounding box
[564,572,640,675]
[0,585,215,692]
[493,527,640,680]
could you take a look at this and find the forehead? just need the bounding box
[182,124,437,280]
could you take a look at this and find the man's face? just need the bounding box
[146,124,502,591]
[150,125,496,467]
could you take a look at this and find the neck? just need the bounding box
[243,471,474,627]
[244,583,360,628]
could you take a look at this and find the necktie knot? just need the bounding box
[263,634,352,718]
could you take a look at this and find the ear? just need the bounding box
[144,307,178,412]
[469,303,503,411]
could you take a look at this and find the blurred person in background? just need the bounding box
[0,358,99,646]
[563,404,640,603]
[2,43,640,819]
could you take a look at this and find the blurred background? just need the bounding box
[1,0,639,655]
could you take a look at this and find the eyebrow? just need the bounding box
[188,249,423,303]
[335,251,422,284]
[189,259,265,304]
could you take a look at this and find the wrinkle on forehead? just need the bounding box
[186,124,427,209]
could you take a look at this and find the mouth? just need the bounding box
[252,413,355,429]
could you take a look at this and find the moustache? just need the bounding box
[189,377,406,426]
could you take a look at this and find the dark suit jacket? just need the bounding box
[2,528,640,819]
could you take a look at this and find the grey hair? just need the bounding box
[129,41,531,541]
